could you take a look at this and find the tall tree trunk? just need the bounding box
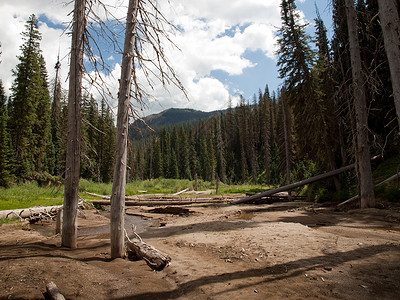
[377,0,400,129]
[345,0,375,208]
[281,96,291,188]
[110,0,138,259]
[62,0,86,248]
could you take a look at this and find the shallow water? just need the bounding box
[31,213,151,237]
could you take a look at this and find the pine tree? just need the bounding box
[152,138,162,178]
[51,55,63,176]
[178,126,191,179]
[277,0,314,158]
[0,81,10,187]
[8,14,52,179]
[98,99,115,182]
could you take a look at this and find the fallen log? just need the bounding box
[90,198,227,206]
[231,164,355,205]
[46,281,66,300]
[125,231,171,271]
[173,188,190,196]
[0,205,63,220]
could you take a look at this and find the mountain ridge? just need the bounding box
[130,107,225,140]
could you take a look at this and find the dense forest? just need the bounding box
[128,0,399,198]
[1,0,399,204]
[0,15,116,187]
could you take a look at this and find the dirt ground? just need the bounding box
[1,198,400,300]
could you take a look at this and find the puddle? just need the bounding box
[31,213,152,237]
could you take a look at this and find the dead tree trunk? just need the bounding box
[345,0,375,208]
[231,164,355,205]
[377,0,400,129]
[62,0,86,248]
[126,233,171,271]
[110,0,139,259]
[281,94,291,197]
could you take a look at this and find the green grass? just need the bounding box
[0,182,64,210]
[0,178,272,210]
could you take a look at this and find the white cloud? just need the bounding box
[0,0,284,115]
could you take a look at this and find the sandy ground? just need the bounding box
[1,199,400,300]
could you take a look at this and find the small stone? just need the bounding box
[254,289,258,293]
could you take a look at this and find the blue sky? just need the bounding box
[0,0,332,116]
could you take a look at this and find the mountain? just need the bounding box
[130,108,224,140]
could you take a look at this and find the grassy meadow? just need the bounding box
[0,178,271,211]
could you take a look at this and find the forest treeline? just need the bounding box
[1,0,399,203]
[0,15,116,187]
[128,0,399,199]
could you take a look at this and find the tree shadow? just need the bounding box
[140,219,260,239]
[0,241,112,263]
[111,243,400,299]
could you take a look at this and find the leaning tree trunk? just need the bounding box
[377,0,400,130]
[110,0,139,259]
[62,0,86,248]
[345,0,375,208]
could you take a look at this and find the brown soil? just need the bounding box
[1,200,400,300]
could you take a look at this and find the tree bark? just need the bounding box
[345,0,375,208]
[62,0,86,248]
[110,0,139,259]
[377,0,400,130]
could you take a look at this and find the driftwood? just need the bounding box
[90,198,227,207]
[46,281,66,300]
[231,164,355,205]
[0,205,63,221]
[125,230,171,271]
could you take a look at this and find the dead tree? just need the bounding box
[110,0,187,258]
[377,0,400,129]
[62,0,86,248]
[110,0,139,259]
[345,0,375,208]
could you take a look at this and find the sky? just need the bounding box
[0,0,333,117]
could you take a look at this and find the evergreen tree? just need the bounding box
[152,138,162,178]
[178,125,191,179]
[0,81,10,187]
[50,56,63,176]
[8,14,52,179]
[98,99,115,182]
[277,0,314,158]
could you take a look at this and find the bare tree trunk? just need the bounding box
[110,0,138,259]
[281,96,291,189]
[377,0,400,129]
[62,0,86,248]
[345,0,375,208]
